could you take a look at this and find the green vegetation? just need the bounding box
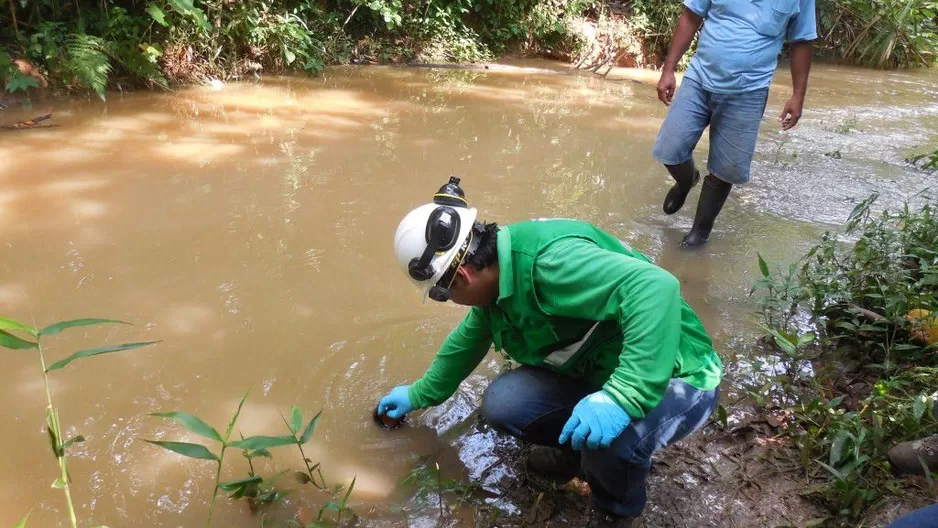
[147,397,356,527]
[752,193,938,525]
[2,0,936,98]
[0,317,160,528]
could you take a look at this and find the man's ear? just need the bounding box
[454,266,472,284]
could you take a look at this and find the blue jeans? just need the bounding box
[887,505,938,528]
[480,366,719,518]
[652,77,769,185]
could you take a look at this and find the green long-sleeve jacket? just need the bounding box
[407,219,723,419]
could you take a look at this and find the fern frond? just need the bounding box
[65,33,112,100]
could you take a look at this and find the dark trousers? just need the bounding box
[480,366,718,517]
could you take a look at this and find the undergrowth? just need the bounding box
[752,193,938,526]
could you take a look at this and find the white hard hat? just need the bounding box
[393,202,478,299]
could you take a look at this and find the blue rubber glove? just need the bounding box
[559,390,632,450]
[377,385,414,419]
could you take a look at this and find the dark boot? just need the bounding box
[586,509,637,528]
[682,174,732,248]
[662,160,700,215]
[526,446,582,484]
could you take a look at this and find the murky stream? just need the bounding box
[0,61,936,527]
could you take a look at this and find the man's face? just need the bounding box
[446,267,496,307]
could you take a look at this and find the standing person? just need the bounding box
[377,178,722,527]
[652,0,817,247]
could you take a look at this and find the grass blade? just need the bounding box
[45,341,161,372]
[145,440,219,461]
[0,317,37,337]
[14,511,30,528]
[300,410,322,444]
[151,412,223,443]
[228,435,297,450]
[225,391,250,441]
[0,329,37,350]
[291,405,302,436]
[39,318,129,337]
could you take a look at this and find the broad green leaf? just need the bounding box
[45,341,160,372]
[0,317,37,336]
[5,73,39,93]
[284,49,296,65]
[52,478,65,489]
[830,431,848,466]
[0,329,37,350]
[228,435,296,450]
[145,440,219,461]
[716,405,728,427]
[797,332,816,347]
[757,254,769,278]
[147,4,168,26]
[225,391,250,441]
[218,475,263,491]
[39,318,129,337]
[300,410,322,444]
[14,511,30,528]
[151,412,222,443]
[913,394,928,423]
[290,406,302,435]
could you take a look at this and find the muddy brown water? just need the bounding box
[0,61,936,527]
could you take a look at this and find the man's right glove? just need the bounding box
[377,385,414,419]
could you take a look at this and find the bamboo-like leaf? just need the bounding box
[60,435,86,453]
[758,254,770,278]
[228,435,297,450]
[300,410,322,444]
[226,391,250,441]
[151,412,223,443]
[830,431,848,467]
[341,476,356,507]
[218,475,263,491]
[46,410,60,457]
[39,318,129,337]
[145,440,219,461]
[45,341,160,372]
[291,406,302,436]
[246,448,272,459]
[0,329,37,350]
[14,511,30,528]
[0,317,37,336]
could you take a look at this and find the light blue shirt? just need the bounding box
[683,0,817,93]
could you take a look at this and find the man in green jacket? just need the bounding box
[377,178,722,528]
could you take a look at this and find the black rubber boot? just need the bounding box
[586,509,637,528]
[681,174,732,248]
[662,160,700,215]
[526,446,582,484]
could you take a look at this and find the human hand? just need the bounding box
[657,70,677,106]
[558,390,632,450]
[377,385,414,419]
[779,96,804,130]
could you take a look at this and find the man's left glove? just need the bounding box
[559,390,631,450]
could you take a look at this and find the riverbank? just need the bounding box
[2,0,937,101]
